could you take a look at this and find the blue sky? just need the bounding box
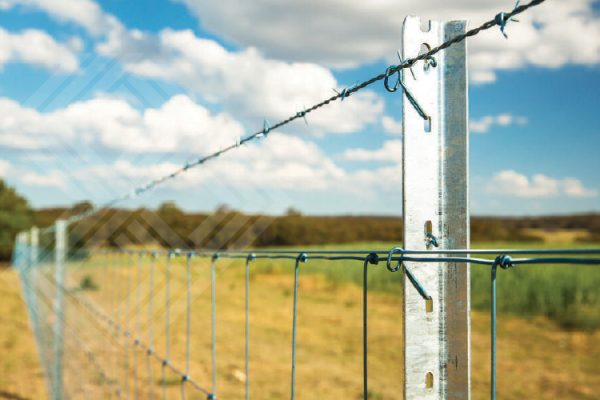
[0,0,599,216]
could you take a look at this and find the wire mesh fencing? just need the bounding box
[12,232,600,399]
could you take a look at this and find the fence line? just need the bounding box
[13,240,600,399]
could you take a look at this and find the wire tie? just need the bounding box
[366,252,379,265]
[404,265,432,301]
[386,246,404,272]
[162,359,168,367]
[424,56,437,71]
[297,252,308,263]
[493,254,514,270]
[207,394,216,400]
[247,253,256,262]
[212,252,220,261]
[182,375,189,382]
[384,60,429,120]
[426,233,440,248]
[495,1,520,38]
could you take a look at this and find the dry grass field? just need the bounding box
[2,245,600,399]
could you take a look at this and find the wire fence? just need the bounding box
[9,0,600,399]
[11,241,600,399]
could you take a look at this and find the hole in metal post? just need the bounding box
[424,117,431,133]
[424,220,433,236]
[426,372,434,389]
[425,298,433,314]
[420,19,431,32]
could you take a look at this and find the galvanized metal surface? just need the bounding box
[53,220,67,400]
[402,17,470,399]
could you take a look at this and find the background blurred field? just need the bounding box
[3,233,600,399]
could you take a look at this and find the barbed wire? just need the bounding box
[33,0,547,233]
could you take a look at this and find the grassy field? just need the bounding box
[0,264,48,400]
[3,239,600,399]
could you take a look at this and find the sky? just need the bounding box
[0,0,599,216]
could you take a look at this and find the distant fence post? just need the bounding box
[402,17,470,399]
[53,220,67,400]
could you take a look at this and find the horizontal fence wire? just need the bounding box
[32,0,547,234]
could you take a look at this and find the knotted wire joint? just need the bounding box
[493,254,514,270]
[207,394,217,400]
[297,253,308,263]
[495,1,520,38]
[212,252,220,261]
[182,375,189,382]
[247,253,256,262]
[366,252,379,265]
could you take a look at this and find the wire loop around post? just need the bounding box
[386,246,404,272]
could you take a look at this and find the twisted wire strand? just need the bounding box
[34,0,546,232]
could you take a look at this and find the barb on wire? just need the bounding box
[495,1,521,38]
[34,0,547,232]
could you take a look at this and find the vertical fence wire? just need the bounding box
[290,253,307,400]
[245,254,254,400]
[147,252,156,400]
[182,253,193,399]
[163,252,172,400]
[124,252,132,397]
[210,254,218,399]
[135,253,142,399]
[115,252,122,398]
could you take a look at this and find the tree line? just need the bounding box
[1,179,599,261]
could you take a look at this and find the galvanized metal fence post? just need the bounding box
[402,17,470,399]
[53,220,67,400]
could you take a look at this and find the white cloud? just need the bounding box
[0,159,10,176]
[74,131,407,200]
[97,28,384,135]
[0,28,80,72]
[561,178,598,198]
[487,170,597,198]
[0,95,244,153]
[470,113,527,134]
[80,132,346,192]
[21,170,66,189]
[175,0,600,83]
[343,140,401,162]
[1,0,120,36]
[382,116,402,136]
